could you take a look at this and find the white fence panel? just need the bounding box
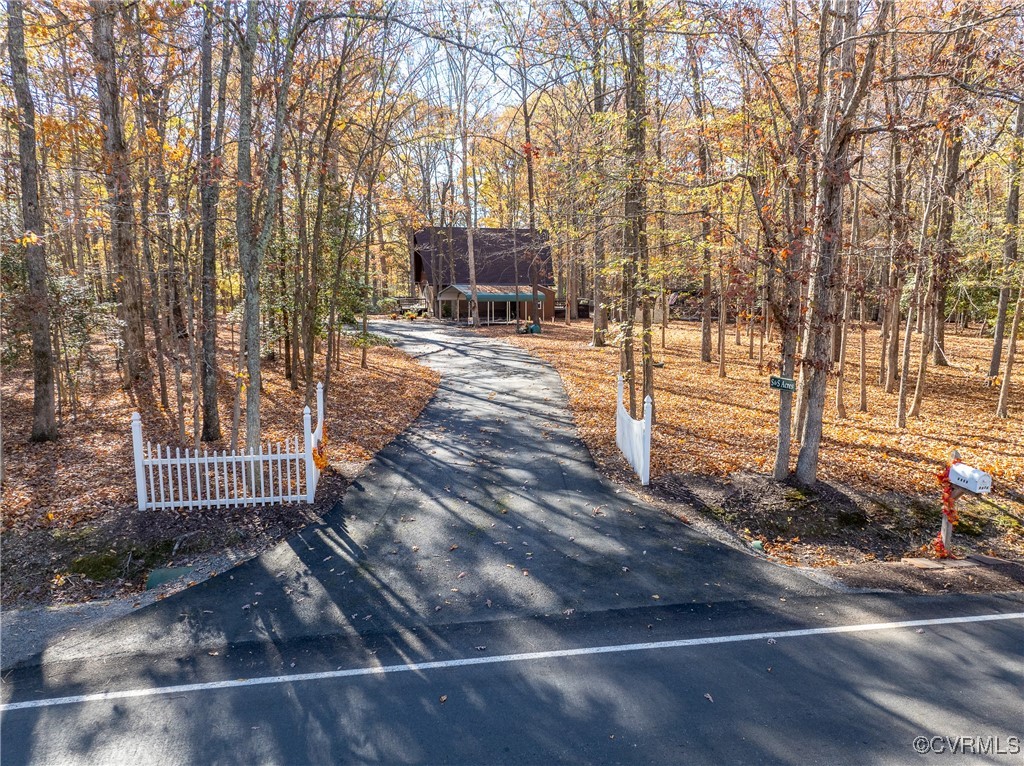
[132,383,325,511]
[615,374,651,485]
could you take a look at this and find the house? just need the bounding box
[410,227,554,322]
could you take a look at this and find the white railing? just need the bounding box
[615,374,652,485]
[131,383,325,511]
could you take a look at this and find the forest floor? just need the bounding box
[0,327,440,608]
[476,320,1024,593]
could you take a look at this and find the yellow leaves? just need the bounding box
[16,230,40,247]
[475,322,1022,499]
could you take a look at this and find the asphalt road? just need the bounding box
[2,323,1022,764]
[3,594,1022,765]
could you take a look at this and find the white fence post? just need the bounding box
[641,395,652,486]
[303,405,316,502]
[131,412,148,511]
[615,374,625,456]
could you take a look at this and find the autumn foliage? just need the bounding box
[479,323,1022,498]
[1,335,439,532]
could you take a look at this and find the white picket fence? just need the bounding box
[615,374,652,485]
[131,383,325,511]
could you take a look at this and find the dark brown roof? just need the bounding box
[412,227,551,287]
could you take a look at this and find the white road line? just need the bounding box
[3,611,1021,713]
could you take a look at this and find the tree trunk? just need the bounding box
[717,266,726,378]
[996,288,1021,418]
[896,285,916,429]
[9,0,57,441]
[837,115,868,419]
[990,103,1023,380]
[620,0,647,418]
[130,16,169,411]
[858,296,867,412]
[235,0,303,452]
[795,0,888,485]
[591,32,607,345]
[91,0,149,388]
[773,289,800,480]
[361,183,374,369]
[912,115,966,417]
[461,95,480,327]
[685,24,713,363]
[199,0,228,441]
[910,270,936,419]
[835,289,851,419]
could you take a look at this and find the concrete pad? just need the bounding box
[901,558,944,569]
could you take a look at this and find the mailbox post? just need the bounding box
[936,449,992,557]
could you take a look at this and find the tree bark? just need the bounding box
[717,266,726,378]
[895,283,917,429]
[795,0,889,485]
[199,1,228,441]
[91,0,149,388]
[685,19,713,364]
[990,103,1023,379]
[996,289,1021,418]
[590,26,608,345]
[460,70,480,327]
[621,0,647,418]
[236,0,304,452]
[130,12,169,411]
[912,100,968,417]
[9,0,57,441]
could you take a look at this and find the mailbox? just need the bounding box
[948,463,992,495]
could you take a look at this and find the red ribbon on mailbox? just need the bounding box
[933,459,960,559]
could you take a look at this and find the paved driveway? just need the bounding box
[10,323,828,670]
[7,324,1024,766]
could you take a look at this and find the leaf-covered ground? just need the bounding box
[1,332,439,606]
[477,320,1024,579]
